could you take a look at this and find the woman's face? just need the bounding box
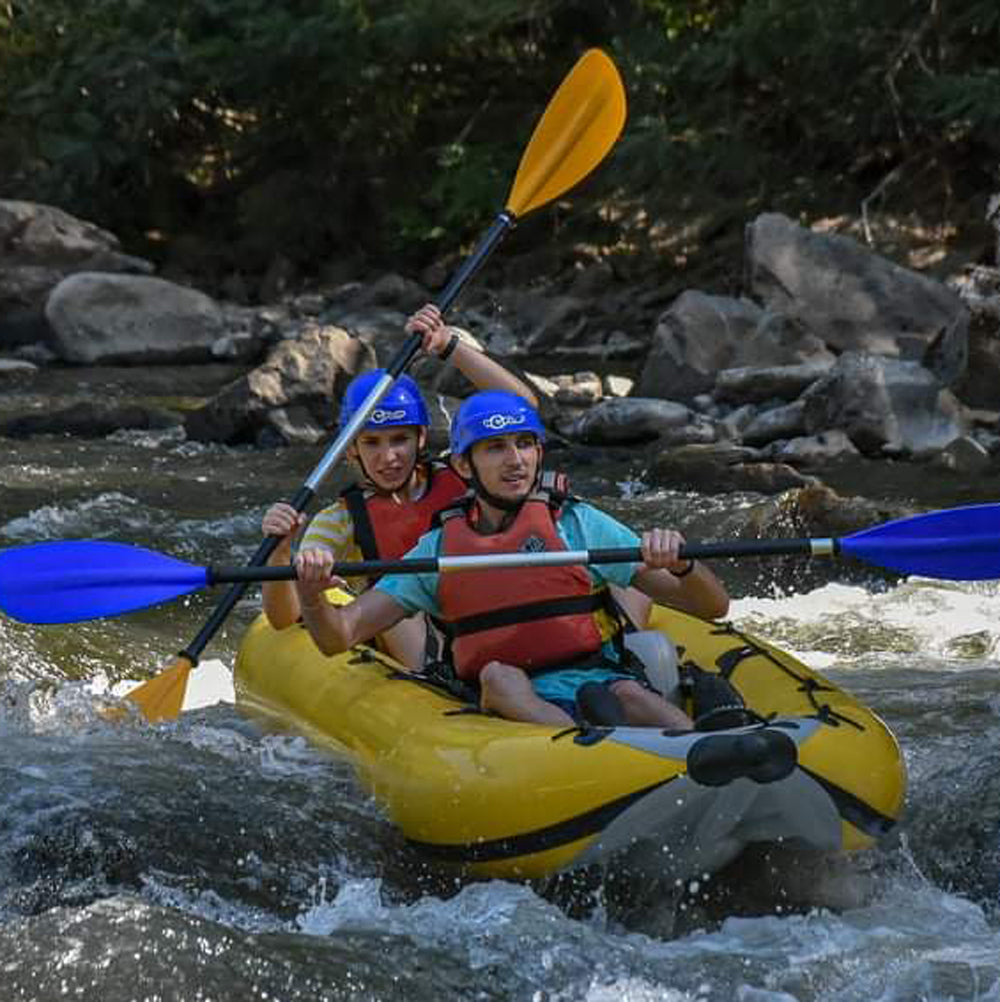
[349,426,424,491]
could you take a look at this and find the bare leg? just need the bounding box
[612,584,652,629]
[377,614,427,670]
[611,679,693,730]
[479,661,574,726]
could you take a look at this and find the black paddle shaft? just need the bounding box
[178,212,517,664]
[204,537,838,589]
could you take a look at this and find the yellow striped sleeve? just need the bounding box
[300,502,360,562]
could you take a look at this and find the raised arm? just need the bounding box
[407,303,538,407]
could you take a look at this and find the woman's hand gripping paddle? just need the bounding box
[122,49,627,721]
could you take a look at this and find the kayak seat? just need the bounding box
[622,631,681,704]
[686,729,797,787]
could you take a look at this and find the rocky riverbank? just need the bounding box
[3,198,1000,511]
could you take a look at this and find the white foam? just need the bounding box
[584,980,697,1002]
[731,577,1000,668]
[2,492,148,541]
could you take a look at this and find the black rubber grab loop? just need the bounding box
[686,729,798,787]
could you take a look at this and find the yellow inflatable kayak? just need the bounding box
[234,597,905,881]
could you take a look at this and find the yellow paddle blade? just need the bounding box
[506,48,627,219]
[125,655,193,722]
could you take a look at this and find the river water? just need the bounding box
[2,370,1000,1001]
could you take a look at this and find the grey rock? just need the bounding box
[714,360,831,405]
[571,397,694,445]
[801,352,967,456]
[46,273,225,364]
[746,212,969,362]
[741,400,808,446]
[648,443,815,495]
[634,291,762,402]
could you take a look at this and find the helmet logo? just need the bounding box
[370,408,408,423]
[482,412,526,431]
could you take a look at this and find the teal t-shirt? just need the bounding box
[374,498,641,616]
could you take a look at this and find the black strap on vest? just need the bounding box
[341,484,380,561]
[445,593,607,638]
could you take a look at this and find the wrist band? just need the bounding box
[439,332,460,362]
[673,559,696,578]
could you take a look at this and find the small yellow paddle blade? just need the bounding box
[125,655,193,722]
[506,48,627,219]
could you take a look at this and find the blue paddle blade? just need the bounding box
[840,502,1000,580]
[0,541,209,624]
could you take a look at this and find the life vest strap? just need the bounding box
[341,484,379,561]
[445,593,606,638]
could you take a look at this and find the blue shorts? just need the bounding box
[532,667,634,717]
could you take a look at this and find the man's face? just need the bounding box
[456,431,541,504]
[349,426,424,490]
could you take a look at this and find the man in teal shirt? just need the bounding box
[294,392,730,727]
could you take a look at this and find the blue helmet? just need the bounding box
[450,391,545,456]
[338,369,429,431]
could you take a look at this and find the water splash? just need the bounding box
[2,493,149,542]
[732,577,1000,669]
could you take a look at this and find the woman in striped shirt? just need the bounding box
[260,302,538,667]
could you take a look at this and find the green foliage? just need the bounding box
[920,69,1000,136]
[0,0,561,272]
[615,0,1000,200]
[1,0,997,290]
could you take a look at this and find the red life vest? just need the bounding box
[342,462,466,581]
[436,478,611,680]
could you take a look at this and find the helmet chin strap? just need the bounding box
[467,457,538,514]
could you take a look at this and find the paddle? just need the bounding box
[119,49,627,720]
[2,503,997,625]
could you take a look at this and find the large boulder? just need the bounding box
[183,325,373,445]
[46,273,227,364]
[475,286,647,362]
[746,213,969,377]
[634,292,763,402]
[570,397,717,446]
[714,360,832,406]
[949,268,1000,410]
[955,324,1000,411]
[731,310,835,369]
[801,352,968,456]
[0,200,152,348]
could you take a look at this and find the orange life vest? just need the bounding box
[342,462,466,582]
[436,478,611,680]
